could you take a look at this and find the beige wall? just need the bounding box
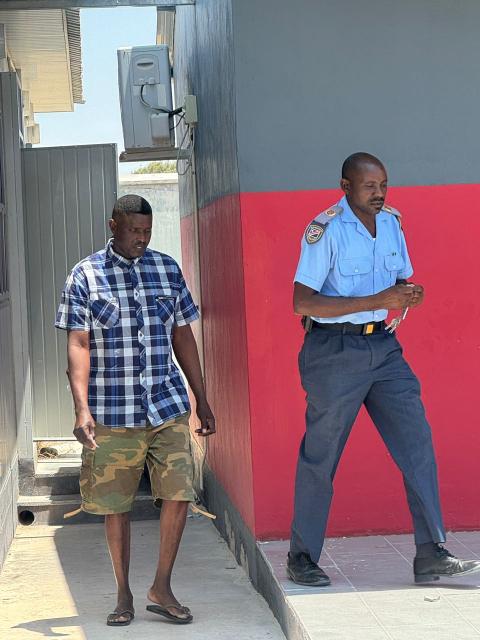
[118,173,181,266]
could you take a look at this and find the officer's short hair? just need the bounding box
[112,194,152,219]
[342,152,384,180]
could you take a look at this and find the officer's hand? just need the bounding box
[73,410,98,450]
[195,401,216,437]
[376,285,415,310]
[408,284,424,308]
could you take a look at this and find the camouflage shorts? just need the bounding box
[79,412,194,515]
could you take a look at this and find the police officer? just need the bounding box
[287,152,480,586]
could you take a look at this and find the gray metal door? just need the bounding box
[22,144,118,440]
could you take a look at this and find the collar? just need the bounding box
[339,196,389,225]
[339,196,389,240]
[338,196,359,224]
[106,238,143,268]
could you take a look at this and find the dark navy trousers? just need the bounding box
[291,327,446,563]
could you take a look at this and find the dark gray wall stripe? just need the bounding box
[176,0,239,214]
[233,0,480,191]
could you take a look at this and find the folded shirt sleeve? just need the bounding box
[55,268,91,331]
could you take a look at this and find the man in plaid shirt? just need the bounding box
[56,194,215,626]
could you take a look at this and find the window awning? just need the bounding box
[0,8,84,113]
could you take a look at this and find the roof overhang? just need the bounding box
[0,1,194,8]
[0,8,83,112]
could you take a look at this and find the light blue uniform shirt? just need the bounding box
[294,195,414,324]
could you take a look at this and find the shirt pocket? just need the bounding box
[384,254,406,285]
[90,297,120,330]
[156,294,177,325]
[339,256,373,276]
[338,256,373,293]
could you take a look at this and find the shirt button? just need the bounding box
[375,269,379,273]
[354,269,359,273]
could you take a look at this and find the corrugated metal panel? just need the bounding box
[1,72,33,464]
[0,298,16,477]
[0,9,83,112]
[0,83,18,567]
[0,296,17,564]
[65,9,84,104]
[22,144,118,439]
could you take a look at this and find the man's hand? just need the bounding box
[375,284,416,310]
[194,401,216,437]
[172,324,216,436]
[408,284,424,308]
[73,409,98,450]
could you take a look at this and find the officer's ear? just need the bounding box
[340,178,350,195]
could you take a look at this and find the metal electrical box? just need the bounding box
[118,45,174,150]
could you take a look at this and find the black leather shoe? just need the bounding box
[287,552,331,586]
[414,544,480,583]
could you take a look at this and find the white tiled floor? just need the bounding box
[260,532,480,640]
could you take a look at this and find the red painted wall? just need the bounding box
[182,185,480,541]
[241,185,480,539]
[181,194,256,532]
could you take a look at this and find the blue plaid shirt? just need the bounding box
[55,239,199,427]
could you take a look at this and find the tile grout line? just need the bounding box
[441,533,480,637]
[447,534,480,560]
[383,536,413,565]
[324,547,394,640]
[385,536,480,636]
[445,598,480,636]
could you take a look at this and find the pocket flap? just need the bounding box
[384,254,406,271]
[156,295,176,323]
[90,298,120,329]
[339,256,372,276]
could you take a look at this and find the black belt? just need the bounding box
[312,320,386,335]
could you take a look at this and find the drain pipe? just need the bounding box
[18,510,35,525]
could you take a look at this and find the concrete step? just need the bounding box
[30,461,81,496]
[17,493,159,526]
[21,461,152,496]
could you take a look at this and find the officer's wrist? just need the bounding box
[363,294,380,312]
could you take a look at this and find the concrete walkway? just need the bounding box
[0,517,284,640]
[260,531,480,640]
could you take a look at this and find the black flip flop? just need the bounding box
[146,603,193,624]
[106,610,135,626]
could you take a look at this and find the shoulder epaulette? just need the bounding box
[383,204,403,228]
[305,204,343,244]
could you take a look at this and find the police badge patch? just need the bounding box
[305,222,327,244]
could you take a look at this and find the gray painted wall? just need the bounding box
[175,0,239,212]
[173,4,197,219]
[233,0,480,191]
